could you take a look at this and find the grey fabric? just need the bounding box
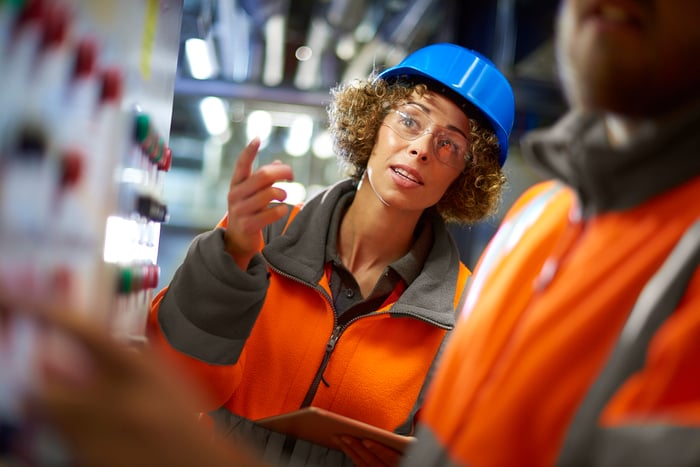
[210,409,354,467]
[557,220,700,467]
[400,424,462,467]
[521,101,700,217]
[157,229,269,363]
[591,425,700,467]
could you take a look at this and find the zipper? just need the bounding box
[299,324,343,408]
[263,260,342,407]
[264,260,336,312]
[265,258,451,410]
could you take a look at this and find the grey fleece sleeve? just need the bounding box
[156,228,269,365]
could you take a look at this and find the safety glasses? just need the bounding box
[382,104,470,170]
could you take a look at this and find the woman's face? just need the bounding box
[363,90,468,213]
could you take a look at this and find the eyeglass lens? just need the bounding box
[384,104,468,169]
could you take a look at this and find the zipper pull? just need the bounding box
[326,325,342,352]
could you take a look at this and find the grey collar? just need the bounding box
[521,103,700,217]
[262,179,460,328]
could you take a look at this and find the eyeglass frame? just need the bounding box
[381,103,472,171]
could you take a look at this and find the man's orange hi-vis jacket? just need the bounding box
[408,110,700,467]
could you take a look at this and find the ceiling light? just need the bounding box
[273,181,307,205]
[199,96,229,135]
[263,14,285,86]
[295,46,313,61]
[335,34,356,61]
[185,37,218,80]
[246,110,273,148]
[312,130,335,159]
[284,115,313,157]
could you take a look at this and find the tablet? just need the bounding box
[255,406,415,453]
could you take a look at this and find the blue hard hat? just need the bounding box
[378,43,515,166]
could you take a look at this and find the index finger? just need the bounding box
[230,137,261,187]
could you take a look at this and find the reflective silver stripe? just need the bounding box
[557,219,700,466]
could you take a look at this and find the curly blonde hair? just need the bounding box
[327,76,507,224]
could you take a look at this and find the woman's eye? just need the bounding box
[438,138,455,150]
[399,114,416,128]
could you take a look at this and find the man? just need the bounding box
[372,0,700,465]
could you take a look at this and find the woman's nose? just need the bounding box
[408,133,433,162]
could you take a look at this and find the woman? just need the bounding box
[147,43,514,466]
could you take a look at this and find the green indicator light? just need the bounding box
[135,114,150,143]
[119,268,133,294]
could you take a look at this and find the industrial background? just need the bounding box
[158,0,567,287]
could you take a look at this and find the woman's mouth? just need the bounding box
[392,167,423,185]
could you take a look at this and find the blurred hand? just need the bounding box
[336,435,403,467]
[0,295,266,467]
[225,137,294,269]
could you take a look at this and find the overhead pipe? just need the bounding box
[341,0,439,82]
[493,0,517,73]
[382,0,439,46]
[216,0,252,82]
[326,0,366,32]
[237,0,289,85]
[294,0,369,90]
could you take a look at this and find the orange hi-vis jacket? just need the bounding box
[412,178,700,466]
[404,110,700,467]
[147,179,470,464]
